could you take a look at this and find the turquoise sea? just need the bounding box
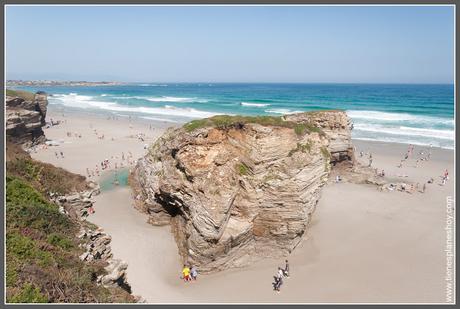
[13,83,455,149]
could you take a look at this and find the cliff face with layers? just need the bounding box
[132,111,353,273]
[6,90,48,147]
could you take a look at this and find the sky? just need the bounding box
[5,5,455,83]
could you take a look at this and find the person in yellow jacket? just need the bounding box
[182,265,191,282]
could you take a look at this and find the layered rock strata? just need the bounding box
[133,111,354,272]
[6,91,48,147]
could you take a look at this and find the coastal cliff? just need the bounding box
[132,111,353,273]
[5,90,136,303]
[6,90,48,147]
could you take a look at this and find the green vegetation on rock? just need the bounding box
[5,144,134,303]
[237,162,250,176]
[288,141,314,157]
[183,114,325,137]
[6,89,36,101]
[320,146,332,171]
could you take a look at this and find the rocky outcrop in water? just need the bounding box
[6,91,48,147]
[132,111,353,273]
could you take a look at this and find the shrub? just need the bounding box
[9,283,48,303]
[47,233,73,250]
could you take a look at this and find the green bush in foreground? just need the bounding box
[5,176,134,303]
[9,283,48,303]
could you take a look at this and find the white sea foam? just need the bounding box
[353,123,454,140]
[347,110,454,126]
[352,136,454,150]
[241,102,270,107]
[147,96,208,103]
[266,108,290,114]
[50,93,216,119]
[110,95,207,103]
[140,116,179,123]
[265,108,303,114]
[101,94,108,97]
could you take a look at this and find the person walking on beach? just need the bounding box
[444,169,449,180]
[55,151,59,159]
[60,151,64,158]
[422,183,426,193]
[442,176,447,186]
[283,260,290,277]
[190,266,198,281]
[277,267,284,280]
[182,265,191,282]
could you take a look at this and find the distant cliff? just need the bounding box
[132,111,354,273]
[6,89,48,147]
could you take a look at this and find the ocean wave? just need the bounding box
[140,116,179,123]
[347,110,454,126]
[265,108,303,114]
[241,102,270,107]
[49,93,216,118]
[352,136,454,150]
[110,95,208,103]
[144,96,197,103]
[353,123,454,140]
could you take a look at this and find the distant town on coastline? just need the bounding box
[6,80,123,87]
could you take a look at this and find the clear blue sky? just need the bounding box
[5,5,455,83]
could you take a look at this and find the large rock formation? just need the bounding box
[132,111,353,273]
[6,91,48,147]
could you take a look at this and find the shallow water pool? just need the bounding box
[99,168,130,192]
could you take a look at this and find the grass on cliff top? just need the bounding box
[6,89,36,101]
[183,114,325,137]
[6,142,89,195]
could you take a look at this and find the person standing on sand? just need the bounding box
[60,151,64,158]
[422,183,426,193]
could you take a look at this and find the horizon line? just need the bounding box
[6,80,455,85]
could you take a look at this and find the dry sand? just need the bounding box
[31,105,455,304]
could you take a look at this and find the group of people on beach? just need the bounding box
[398,144,432,168]
[272,260,289,293]
[363,143,451,194]
[54,151,65,159]
[181,265,198,282]
[66,131,82,138]
[85,151,136,179]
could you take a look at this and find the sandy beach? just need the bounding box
[30,105,455,303]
